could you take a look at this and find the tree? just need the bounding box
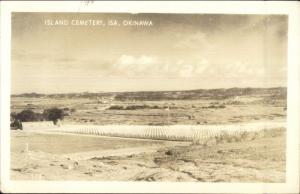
[43,108,64,125]
[15,109,38,122]
[10,120,22,130]
[10,112,17,122]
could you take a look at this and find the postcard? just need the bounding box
[0,1,299,193]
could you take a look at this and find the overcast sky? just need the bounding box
[12,13,287,94]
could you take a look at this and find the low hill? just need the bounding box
[11,87,287,101]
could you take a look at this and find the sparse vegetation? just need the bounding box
[107,104,165,110]
[10,108,65,128]
[11,129,286,182]
[202,104,226,109]
[10,87,287,126]
[192,128,285,146]
[10,87,287,182]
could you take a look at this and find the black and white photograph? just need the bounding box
[0,1,299,193]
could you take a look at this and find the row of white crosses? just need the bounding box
[49,122,286,142]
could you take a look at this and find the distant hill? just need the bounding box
[11,87,287,101]
[113,87,286,101]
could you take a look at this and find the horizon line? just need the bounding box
[11,86,287,96]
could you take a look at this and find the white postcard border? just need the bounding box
[1,1,299,193]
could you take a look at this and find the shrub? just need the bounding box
[203,104,226,109]
[43,108,64,124]
[10,120,23,130]
[152,105,160,109]
[14,109,38,122]
[10,112,17,122]
[107,104,161,110]
[107,105,124,110]
[10,110,45,129]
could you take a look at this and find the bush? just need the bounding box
[43,108,64,124]
[125,105,148,110]
[13,109,39,122]
[107,104,166,110]
[10,112,17,122]
[10,120,23,130]
[107,105,124,110]
[10,110,39,129]
[10,108,65,129]
[205,104,226,109]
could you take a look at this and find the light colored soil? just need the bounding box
[11,130,285,182]
[11,130,182,154]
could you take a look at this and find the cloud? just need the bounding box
[111,55,212,78]
[117,55,157,67]
[168,58,209,78]
[112,55,160,76]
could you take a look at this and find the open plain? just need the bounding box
[10,88,287,182]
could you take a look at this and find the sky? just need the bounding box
[11,13,288,94]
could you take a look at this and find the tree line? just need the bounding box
[10,108,65,130]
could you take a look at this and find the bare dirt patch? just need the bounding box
[11,130,177,154]
[11,130,285,182]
